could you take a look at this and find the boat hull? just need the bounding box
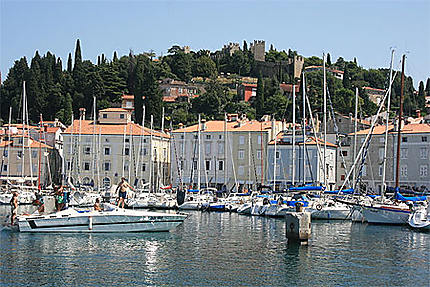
[362,205,410,225]
[18,210,186,233]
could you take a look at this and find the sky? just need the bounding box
[1,0,429,87]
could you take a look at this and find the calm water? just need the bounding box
[1,206,429,287]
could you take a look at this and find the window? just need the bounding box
[362,165,367,177]
[379,165,383,176]
[257,135,262,145]
[218,135,223,140]
[379,137,385,143]
[17,164,22,173]
[84,146,91,155]
[142,163,146,172]
[84,162,90,171]
[3,150,8,157]
[143,148,148,156]
[400,165,408,177]
[83,177,91,185]
[124,162,129,171]
[205,160,211,170]
[205,143,211,154]
[276,151,280,159]
[120,114,124,119]
[218,143,224,154]
[400,148,408,159]
[67,161,71,170]
[238,166,244,175]
[239,136,245,145]
[125,138,130,143]
[17,151,22,158]
[341,174,345,180]
[420,165,428,177]
[3,164,7,172]
[420,148,428,160]
[341,150,348,157]
[193,161,197,170]
[218,160,224,171]
[18,138,23,144]
[124,148,130,156]
[238,150,245,159]
[104,162,111,171]
[379,148,384,160]
[256,165,262,176]
[32,151,38,158]
[256,150,262,160]
[422,136,428,142]
[103,114,107,119]
[206,135,211,140]
[180,161,185,170]
[402,137,408,143]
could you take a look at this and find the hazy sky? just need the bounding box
[1,0,429,87]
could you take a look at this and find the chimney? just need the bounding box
[79,108,86,120]
[201,119,207,131]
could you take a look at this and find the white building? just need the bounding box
[62,109,170,190]
[171,115,283,192]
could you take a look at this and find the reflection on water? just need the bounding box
[1,209,429,287]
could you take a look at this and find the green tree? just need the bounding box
[67,53,73,73]
[417,81,426,110]
[326,53,332,66]
[255,74,265,118]
[194,55,217,79]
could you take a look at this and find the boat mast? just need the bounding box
[248,131,251,191]
[395,54,406,190]
[92,96,97,189]
[302,73,306,185]
[352,87,359,190]
[149,115,154,192]
[21,82,26,181]
[224,113,227,190]
[292,84,296,186]
[273,117,277,192]
[381,49,395,198]
[197,114,201,191]
[38,114,43,191]
[7,107,12,183]
[323,53,327,188]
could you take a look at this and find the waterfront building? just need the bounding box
[62,108,170,190]
[363,86,386,105]
[0,134,54,187]
[170,115,283,191]
[339,122,430,193]
[266,131,337,191]
[159,78,203,103]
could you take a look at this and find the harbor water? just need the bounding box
[1,206,429,287]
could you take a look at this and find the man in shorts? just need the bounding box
[10,192,18,225]
[116,177,134,208]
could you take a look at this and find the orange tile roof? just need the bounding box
[172,120,278,133]
[0,139,53,149]
[99,108,130,112]
[350,123,430,136]
[269,132,336,148]
[122,94,134,100]
[63,120,170,138]
[363,86,385,92]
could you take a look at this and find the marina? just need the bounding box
[1,206,429,287]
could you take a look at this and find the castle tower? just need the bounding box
[250,40,265,62]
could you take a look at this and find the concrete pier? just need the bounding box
[285,203,311,245]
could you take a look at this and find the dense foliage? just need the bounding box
[0,40,428,128]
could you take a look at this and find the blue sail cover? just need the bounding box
[324,188,354,195]
[288,186,324,191]
[395,192,427,202]
[187,189,200,193]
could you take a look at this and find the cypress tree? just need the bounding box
[67,53,73,72]
[426,78,430,95]
[418,81,426,109]
[326,53,331,66]
[113,51,118,62]
[256,73,265,119]
[74,39,82,68]
[243,40,248,52]
[97,56,101,66]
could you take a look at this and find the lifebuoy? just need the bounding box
[315,204,323,211]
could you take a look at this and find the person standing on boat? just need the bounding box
[116,177,134,208]
[10,192,18,225]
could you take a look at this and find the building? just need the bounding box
[304,66,344,80]
[62,109,170,190]
[222,42,240,56]
[121,94,135,111]
[363,86,386,105]
[237,83,257,102]
[98,108,132,125]
[159,78,202,103]
[340,123,430,193]
[170,116,283,191]
[266,132,337,191]
[279,83,301,98]
[327,112,371,135]
[250,40,265,62]
[0,134,55,187]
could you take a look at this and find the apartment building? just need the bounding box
[339,123,430,193]
[170,115,283,191]
[266,132,337,191]
[0,135,54,187]
[62,109,170,190]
